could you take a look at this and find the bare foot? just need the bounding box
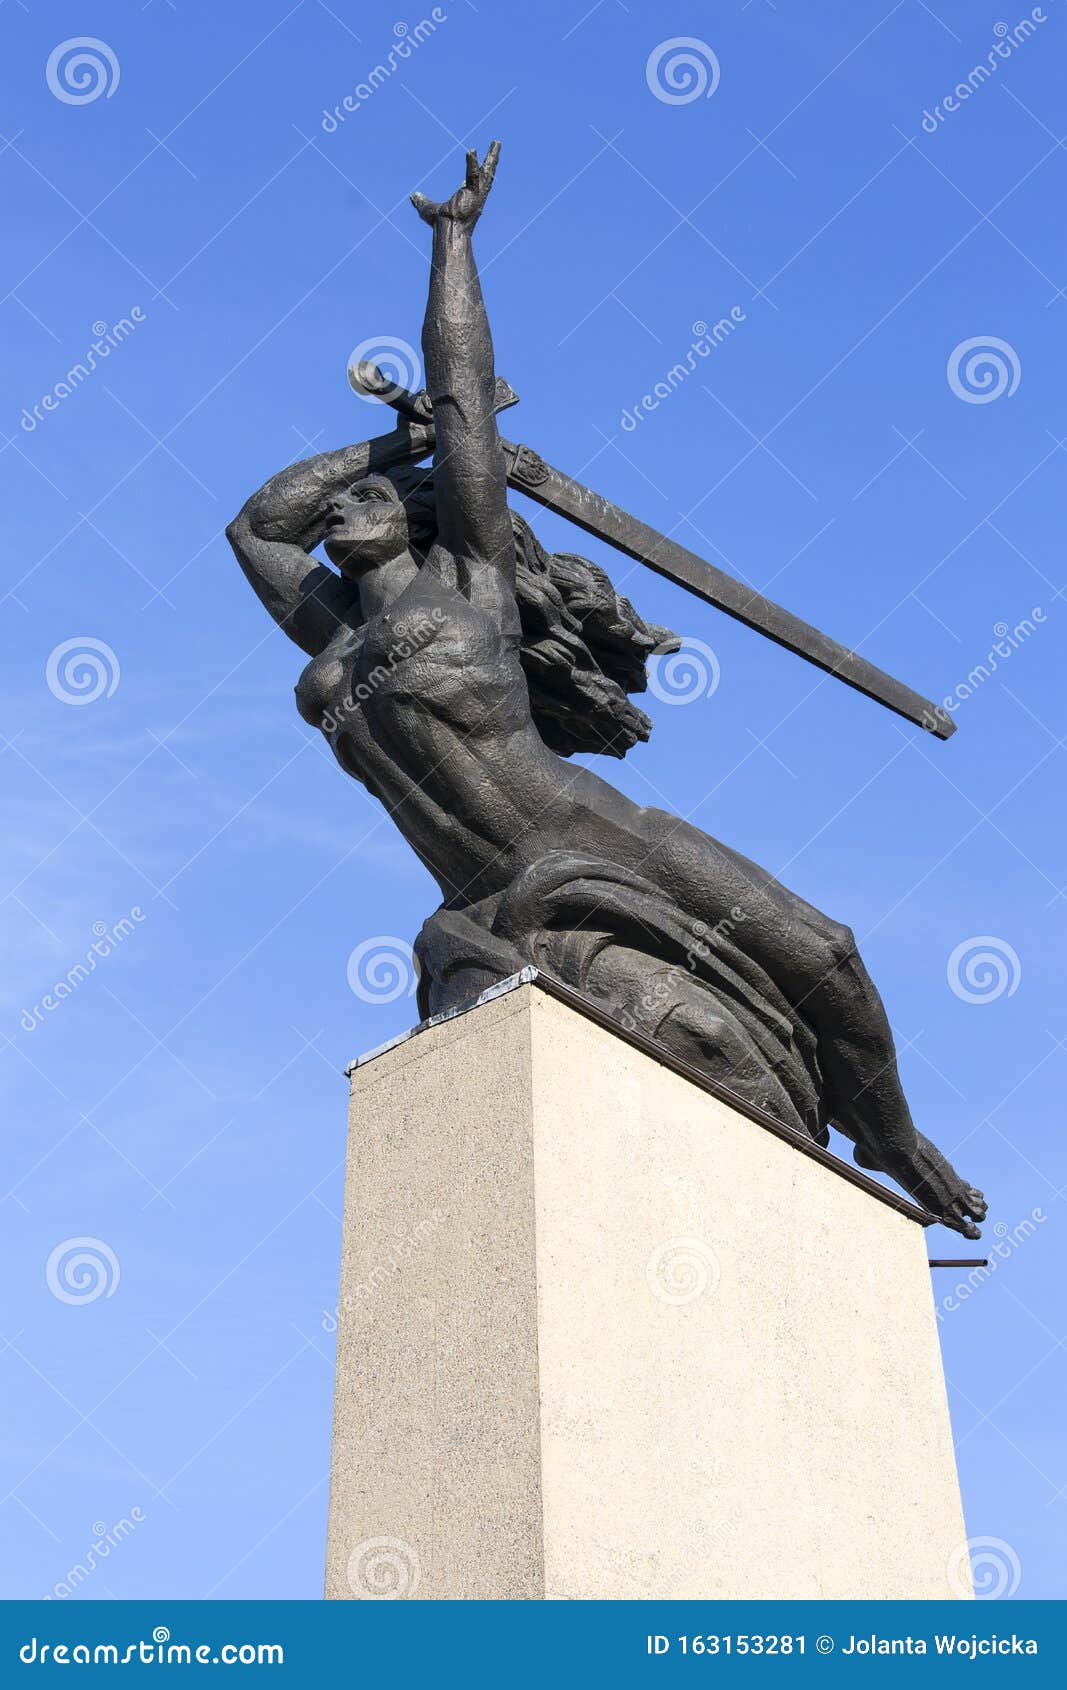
[934,1179,987,1241]
[858,1137,988,1238]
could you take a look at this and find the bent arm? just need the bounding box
[227,424,431,656]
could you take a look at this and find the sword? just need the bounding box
[349,361,955,740]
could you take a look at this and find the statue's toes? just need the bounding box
[947,1185,986,1238]
[965,1186,988,1221]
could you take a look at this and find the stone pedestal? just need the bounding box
[325,975,972,1600]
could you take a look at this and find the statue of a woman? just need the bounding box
[228,144,986,1237]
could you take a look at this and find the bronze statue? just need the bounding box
[228,143,986,1238]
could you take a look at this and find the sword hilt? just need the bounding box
[348,360,519,421]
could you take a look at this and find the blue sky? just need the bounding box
[1,0,1064,1601]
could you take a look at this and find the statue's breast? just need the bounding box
[360,584,517,734]
[297,574,520,744]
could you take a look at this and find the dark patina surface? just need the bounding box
[228,144,986,1237]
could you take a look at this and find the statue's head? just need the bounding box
[324,477,408,575]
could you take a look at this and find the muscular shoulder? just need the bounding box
[422,540,521,645]
[366,566,509,662]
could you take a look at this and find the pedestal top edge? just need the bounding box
[344,968,937,1231]
[343,967,538,1075]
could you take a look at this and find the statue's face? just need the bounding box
[324,478,408,574]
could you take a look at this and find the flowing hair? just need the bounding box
[385,463,678,758]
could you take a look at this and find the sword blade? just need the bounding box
[500,439,955,741]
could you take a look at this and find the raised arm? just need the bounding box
[227,423,431,656]
[411,144,514,608]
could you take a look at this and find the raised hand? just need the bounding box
[410,141,501,231]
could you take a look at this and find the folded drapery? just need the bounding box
[415,848,827,1142]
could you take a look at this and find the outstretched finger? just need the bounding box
[480,139,502,191]
[410,191,435,220]
[465,149,479,188]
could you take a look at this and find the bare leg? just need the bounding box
[644,817,987,1235]
[811,948,987,1237]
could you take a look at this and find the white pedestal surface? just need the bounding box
[326,978,972,1600]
